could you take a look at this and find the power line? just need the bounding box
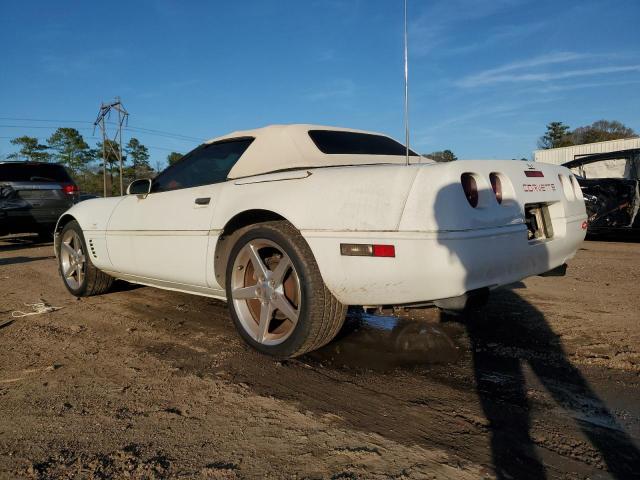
[0,123,201,144]
[0,124,86,129]
[0,116,89,124]
[0,116,205,142]
[0,127,186,152]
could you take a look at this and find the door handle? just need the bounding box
[194,197,211,205]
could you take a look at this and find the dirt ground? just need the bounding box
[1,235,639,479]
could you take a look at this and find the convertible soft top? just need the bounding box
[205,124,429,179]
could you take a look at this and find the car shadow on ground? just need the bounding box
[0,234,52,252]
[109,280,144,294]
[0,255,55,266]
[443,290,640,479]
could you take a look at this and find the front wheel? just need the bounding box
[58,220,113,297]
[225,221,346,358]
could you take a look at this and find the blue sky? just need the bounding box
[1,0,639,166]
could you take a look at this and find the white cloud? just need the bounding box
[409,0,531,56]
[457,52,640,87]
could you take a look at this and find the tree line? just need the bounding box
[538,119,637,149]
[4,128,184,195]
[425,119,636,162]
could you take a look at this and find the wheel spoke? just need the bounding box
[232,285,260,300]
[272,292,299,325]
[76,263,84,284]
[257,302,273,342]
[73,233,81,251]
[271,255,291,286]
[63,264,75,278]
[247,242,269,279]
[61,242,75,257]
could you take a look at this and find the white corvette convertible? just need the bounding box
[54,124,587,357]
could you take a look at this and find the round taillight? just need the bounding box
[461,173,478,208]
[489,173,502,204]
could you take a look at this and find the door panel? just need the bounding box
[107,185,220,286]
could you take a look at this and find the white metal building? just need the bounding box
[534,137,640,179]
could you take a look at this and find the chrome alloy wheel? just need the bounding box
[230,239,301,346]
[60,229,86,290]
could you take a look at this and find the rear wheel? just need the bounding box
[58,220,113,297]
[225,221,346,358]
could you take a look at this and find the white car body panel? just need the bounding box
[107,185,222,287]
[56,124,587,306]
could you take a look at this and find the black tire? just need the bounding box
[225,221,347,358]
[58,220,113,297]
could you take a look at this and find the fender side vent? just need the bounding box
[88,239,97,259]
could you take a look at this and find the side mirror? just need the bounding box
[127,179,152,196]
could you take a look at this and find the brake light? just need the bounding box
[63,184,79,195]
[461,173,478,208]
[525,170,544,177]
[489,173,502,204]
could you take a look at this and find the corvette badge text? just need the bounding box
[523,183,557,192]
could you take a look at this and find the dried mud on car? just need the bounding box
[1,235,640,479]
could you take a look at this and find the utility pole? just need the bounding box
[93,97,129,197]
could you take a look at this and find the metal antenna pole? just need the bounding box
[403,0,410,166]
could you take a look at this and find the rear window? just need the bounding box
[0,163,73,183]
[309,130,419,156]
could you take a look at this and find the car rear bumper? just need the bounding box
[302,214,586,305]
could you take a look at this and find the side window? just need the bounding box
[151,137,254,193]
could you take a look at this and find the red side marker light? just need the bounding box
[525,170,544,177]
[340,243,395,257]
[372,244,395,257]
[581,221,588,230]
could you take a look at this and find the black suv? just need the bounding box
[0,162,78,239]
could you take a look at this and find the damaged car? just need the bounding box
[54,124,587,357]
[562,149,640,235]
